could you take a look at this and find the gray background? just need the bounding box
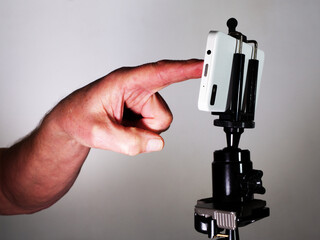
[0,0,319,239]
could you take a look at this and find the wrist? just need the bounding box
[39,107,90,156]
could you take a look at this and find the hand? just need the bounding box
[0,59,203,214]
[50,59,203,155]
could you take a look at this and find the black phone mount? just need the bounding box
[194,18,269,240]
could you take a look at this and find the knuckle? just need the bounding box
[164,111,173,125]
[124,144,141,156]
[160,110,173,129]
[151,61,169,82]
[157,114,173,131]
[122,132,142,156]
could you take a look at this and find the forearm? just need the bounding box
[0,112,90,215]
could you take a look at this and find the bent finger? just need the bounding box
[135,92,173,133]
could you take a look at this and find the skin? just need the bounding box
[0,59,203,215]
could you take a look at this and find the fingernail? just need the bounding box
[146,139,163,152]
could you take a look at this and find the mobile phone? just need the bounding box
[198,31,264,113]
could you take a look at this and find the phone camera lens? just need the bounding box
[207,50,211,55]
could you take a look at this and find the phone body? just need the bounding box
[198,31,264,113]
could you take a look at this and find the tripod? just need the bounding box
[194,18,269,240]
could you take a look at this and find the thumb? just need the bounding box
[93,122,164,156]
[117,126,164,155]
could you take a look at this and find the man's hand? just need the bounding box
[50,59,203,155]
[0,59,203,214]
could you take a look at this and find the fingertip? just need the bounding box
[189,59,204,79]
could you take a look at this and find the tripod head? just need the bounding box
[194,18,269,240]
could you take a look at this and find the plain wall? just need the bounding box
[0,0,319,239]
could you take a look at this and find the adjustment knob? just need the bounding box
[227,18,238,34]
[241,170,266,198]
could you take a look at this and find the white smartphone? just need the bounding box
[198,31,264,113]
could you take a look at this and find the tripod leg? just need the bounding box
[226,228,239,240]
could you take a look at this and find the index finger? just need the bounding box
[122,59,204,93]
